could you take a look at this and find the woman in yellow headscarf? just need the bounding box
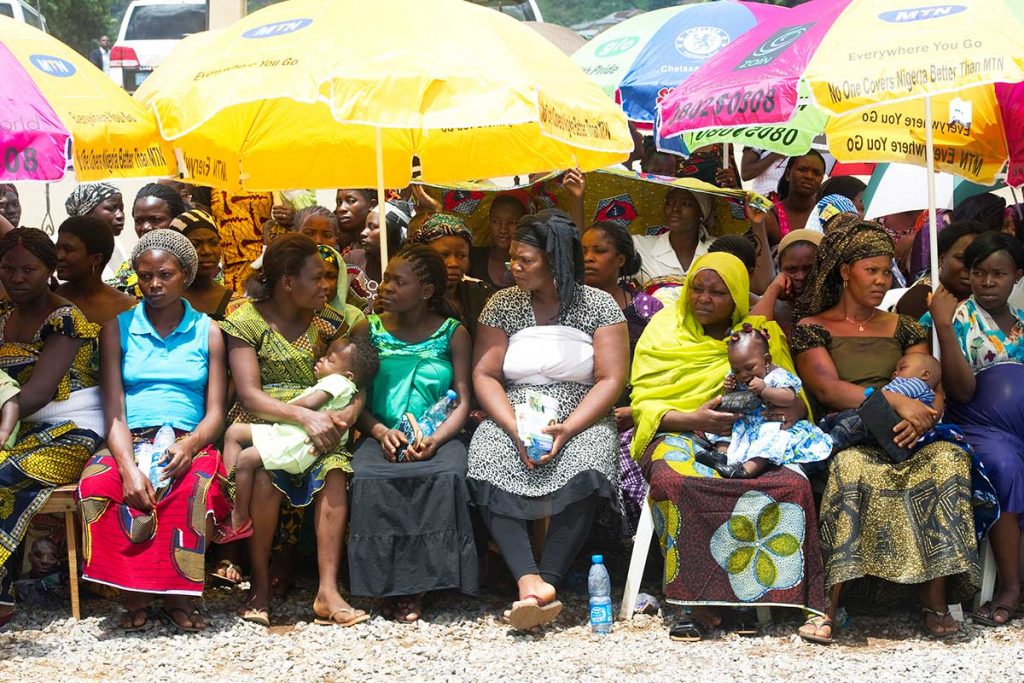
[630,252,827,643]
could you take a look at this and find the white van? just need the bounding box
[109,0,206,92]
[0,0,48,32]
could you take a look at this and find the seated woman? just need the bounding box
[468,209,628,631]
[896,220,986,319]
[346,201,410,313]
[54,216,136,325]
[79,229,228,633]
[0,228,105,627]
[221,233,365,628]
[581,221,661,536]
[931,231,1024,627]
[750,229,823,338]
[792,217,980,639]
[632,189,772,299]
[763,151,826,245]
[631,251,826,643]
[171,210,234,321]
[411,213,494,339]
[64,183,129,281]
[348,244,475,623]
[109,184,189,292]
[65,182,126,237]
[469,195,526,289]
[335,188,378,252]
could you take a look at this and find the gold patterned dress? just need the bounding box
[0,303,102,606]
[791,316,980,601]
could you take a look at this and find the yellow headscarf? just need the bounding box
[629,252,802,461]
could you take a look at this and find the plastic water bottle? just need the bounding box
[588,554,613,634]
[418,390,458,437]
[149,422,176,489]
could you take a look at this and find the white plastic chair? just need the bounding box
[619,485,770,625]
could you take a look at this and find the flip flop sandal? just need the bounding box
[160,607,204,633]
[798,615,836,645]
[972,602,1016,627]
[213,518,254,545]
[208,560,243,587]
[238,606,271,627]
[118,607,150,632]
[508,595,563,631]
[921,606,959,639]
[727,609,760,637]
[314,608,370,627]
[668,619,704,642]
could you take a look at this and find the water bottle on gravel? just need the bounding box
[588,554,613,634]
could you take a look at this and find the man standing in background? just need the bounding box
[89,35,111,74]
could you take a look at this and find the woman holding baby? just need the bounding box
[792,216,982,640]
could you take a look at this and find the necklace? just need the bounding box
[844,308,877,332]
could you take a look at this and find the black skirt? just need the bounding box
[347,437,479,597]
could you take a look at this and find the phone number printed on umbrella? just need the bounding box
[668,87,778,126]
[689,125,799,147]
[2,147,39,175]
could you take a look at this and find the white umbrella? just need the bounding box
[863,164,954,221]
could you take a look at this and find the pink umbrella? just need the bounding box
[0,45,70,181]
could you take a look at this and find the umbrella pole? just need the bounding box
[376,127,388,267]
[722,143,729,170]
[925,95,940,354]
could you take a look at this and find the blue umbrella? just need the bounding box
[573,1,788,134]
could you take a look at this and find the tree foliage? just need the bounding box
[37,0,116,55]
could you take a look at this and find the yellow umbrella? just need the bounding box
[0,16,175,182]
[135,0,632,192]
[422,169,751,246]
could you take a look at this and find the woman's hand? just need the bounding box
[405,436,437,462]
[715,167,739,189]
[693,396,742,436]
[614,406,634,431]
[379,428,408,462]
[928,284,959,327]
[743,194,769,226]
[159,440,196,481]
[123,464,157,512]
[270,203,294,227]
[765,272,793,301]
[883,391,938,447]
[562,168,585,200]
[534,423,576,465]
[513,435,535,470]
[300,409,344,454]
[762,400,808,429]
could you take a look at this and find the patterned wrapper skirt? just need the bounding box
[820,441,979,599]
[78,432,229,596]
[0,421,100,604]
[643,433,826,615]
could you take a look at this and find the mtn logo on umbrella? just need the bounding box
[28,54,76,78]
[242,18,313,39]
[734,24,813,71]
[675,27,730,60]
[878,5,966,23]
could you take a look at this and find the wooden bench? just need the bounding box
[34,484,81,620]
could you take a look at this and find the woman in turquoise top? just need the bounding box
[350,244,475,624]
[79,229,229,633]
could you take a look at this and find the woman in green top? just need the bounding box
[349,244,475,624]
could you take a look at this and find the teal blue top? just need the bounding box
[118,299,211,431]
[367,315,457,429]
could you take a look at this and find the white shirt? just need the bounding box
[632,229,710,286]
[746,148,787,198]
[100,47,110,74]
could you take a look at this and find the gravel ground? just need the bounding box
[3,579,1024,682]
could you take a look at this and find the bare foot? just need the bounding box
[313,593,367,625]
[393,594,424,623]
[691,606,723,630]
